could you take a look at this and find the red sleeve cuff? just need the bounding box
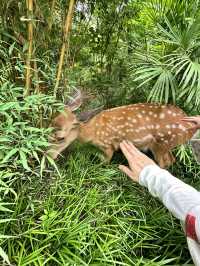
[185,214,199,243]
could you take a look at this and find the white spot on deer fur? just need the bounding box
[97,131,100,135]
[154,114,157,118]
[149,111,153,115]
[142,110,146,114]
[168,131,172,135]
[146,117,150,121]
[132,119,137,123]
[178,124,185,130]
[128,117,132,120]
[158,133,164,137]
[172,124,177,128]
[167,110,172,114]
[155,124,160,129]
[137,114,142,118]
[159,113,165,119]
[164,140,168,143]
[172,113,177,116]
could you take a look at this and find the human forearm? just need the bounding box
[139,165,200,221]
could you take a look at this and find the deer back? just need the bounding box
[83,103,196,152]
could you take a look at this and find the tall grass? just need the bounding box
[1,138,198,265]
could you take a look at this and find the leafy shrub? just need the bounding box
[0,81,63,264]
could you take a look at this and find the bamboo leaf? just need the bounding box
[19,150,31,171]
[0,246,11,265]
[1,149,18,163]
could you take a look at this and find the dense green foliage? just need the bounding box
[0,0,200,265]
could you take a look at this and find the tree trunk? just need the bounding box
[54,0,75,98]
[24,0,34,97]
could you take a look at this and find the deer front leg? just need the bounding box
[100,146,114,164]
[47,141,70,159]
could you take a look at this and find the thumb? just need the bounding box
[119,165,137,182]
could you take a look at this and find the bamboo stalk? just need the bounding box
[24,0,34,97]
[54,0,75,98]
[33,59,40,94]
[48,0,56,31]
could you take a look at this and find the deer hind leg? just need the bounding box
[151,143,175,168]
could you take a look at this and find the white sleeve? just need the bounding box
[139,165,200,222]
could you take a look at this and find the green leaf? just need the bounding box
[19,150,31,171]
[1,148,18,163]
[46,155,61,177]
[0,204,13,212]
[0,246,11,265]
[8,42,15,56]
[40,156,46,177]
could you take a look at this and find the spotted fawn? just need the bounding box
[48,89,196,168]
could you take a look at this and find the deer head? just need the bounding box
[47,89,103,159]
[47,89,82,159]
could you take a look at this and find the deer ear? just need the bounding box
[78,107,103,122]
[66,88,82,111]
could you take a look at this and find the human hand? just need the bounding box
[119,140,156,183]
[181,116,200,130]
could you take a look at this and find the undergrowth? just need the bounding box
[0,81,199,265]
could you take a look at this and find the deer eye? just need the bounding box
[56,137,65,142]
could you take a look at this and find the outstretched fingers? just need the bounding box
[119,165,135,179]
[119,141,135,163]
[181,116,200,129]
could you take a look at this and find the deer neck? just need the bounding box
[78,121,95,143]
